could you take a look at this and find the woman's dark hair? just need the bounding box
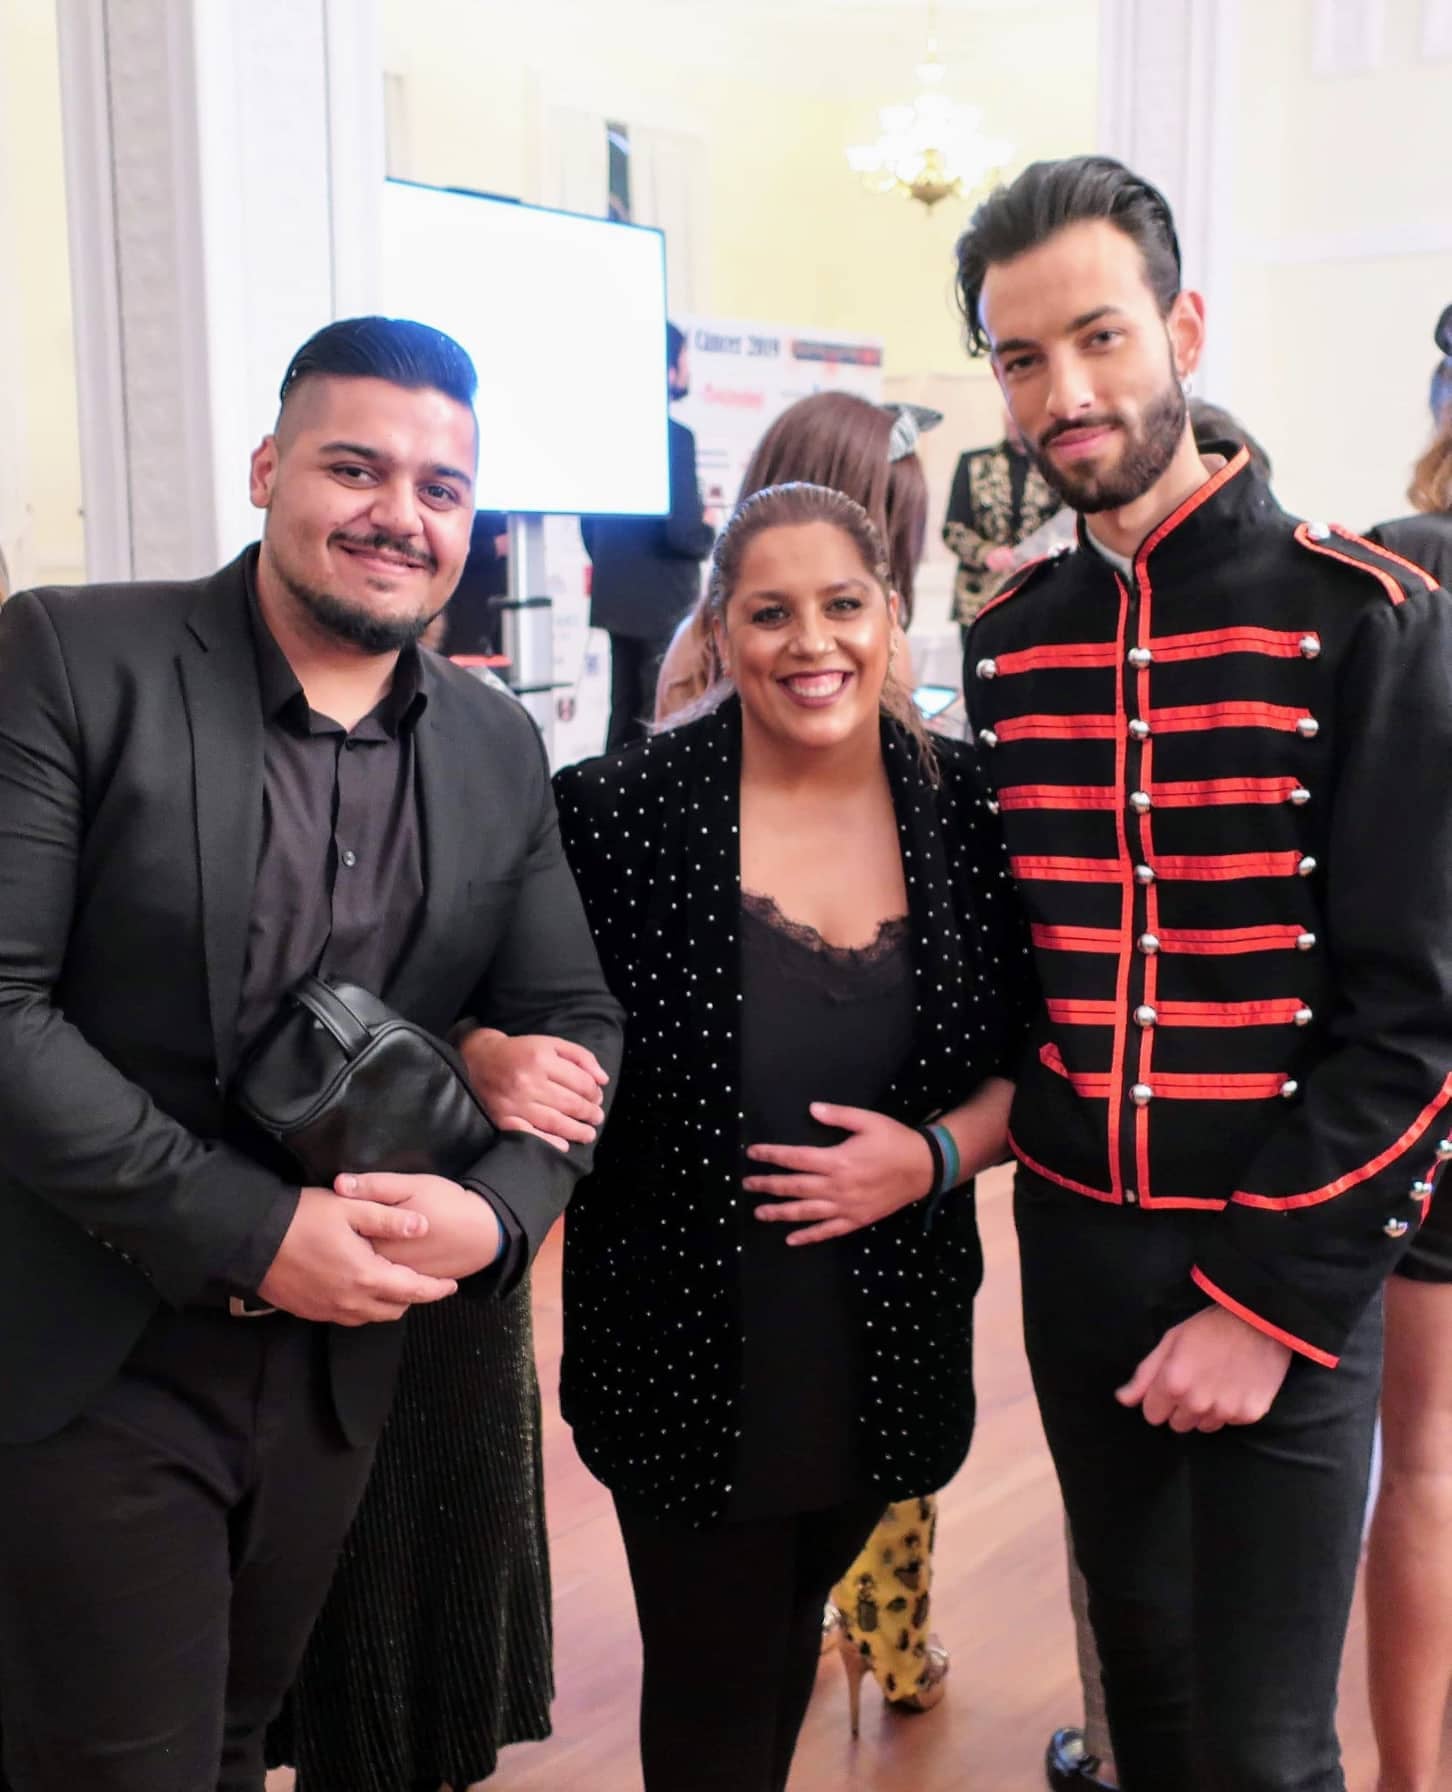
[1410,405,1452,516]
[1188,399,1273,482]
[736,392,928,623]
[277,315,477,414]
[954,155,1183,356]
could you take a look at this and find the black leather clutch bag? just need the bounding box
[233,976,496,1186]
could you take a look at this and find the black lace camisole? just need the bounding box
[728,890,915,1521]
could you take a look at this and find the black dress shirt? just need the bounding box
[224,568,516,1293]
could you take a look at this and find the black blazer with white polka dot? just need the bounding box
[551,696,1032,1522]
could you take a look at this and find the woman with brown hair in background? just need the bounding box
[654,391,930,720]
[1362,303,1452,1792]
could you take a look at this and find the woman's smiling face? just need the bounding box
[717,520,896,756]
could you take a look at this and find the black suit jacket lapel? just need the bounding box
[177,555,265,1083]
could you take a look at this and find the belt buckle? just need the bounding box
[227,1294,278,1319]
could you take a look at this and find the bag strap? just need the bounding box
[291,976,373,1059]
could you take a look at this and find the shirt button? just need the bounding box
[1124,1188,1138,1205]
[340,848,358,868]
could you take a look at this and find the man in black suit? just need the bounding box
[581,320,715,750]
[0,316,622,1792]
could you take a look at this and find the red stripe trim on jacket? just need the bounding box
[998,784,1119,812]
[1134,613,1158,1206]
[993,642,1119,676]
[1231,1071,1452,1212]
[1156,925,1309,955]
[1153,1071,1292,1099]
[1008,1132,1119,1204]
[1011,855,1123,883]
[1031,923,1122,953]
[1190,1268,1340,1368]
[1294,522,1404,606]
[1039,1042,1114,1097]
[1150,777,1303,808]
[995,713,1119,742]
[1153,852,1304,881]
[1106,576,1136,1203]
[1155,998,1308,1027]
[1148,702,1313,735]
[1045,998,1118,1024]
[972,555,1056,623]
[1340,524,1439,592]
[1137,447,1250,562]
[1038,1045,1289,1102]
[1147,627,1315,663]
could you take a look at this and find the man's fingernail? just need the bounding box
[405,1214,423,1234]
[340,1174,358,1193]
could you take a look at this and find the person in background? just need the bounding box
[581,322,715,751]
[943,410,1061,643]
[1361,308,1452,1792]
[958,154,1452,1791]
[654,392,932,722]
[553,482,1031,1792]
[440,509,510,658]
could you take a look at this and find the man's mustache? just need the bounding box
[330,530,436,571]
[1038,414,1124,450]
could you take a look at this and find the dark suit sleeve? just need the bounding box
[457,711,625,1290]
[0,592,299,1307]
[661,424,715,561]
[1192,584,1452,1364]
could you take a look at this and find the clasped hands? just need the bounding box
[257,1029,609,1327]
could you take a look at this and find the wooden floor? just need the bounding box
[272,1163,1444,1791]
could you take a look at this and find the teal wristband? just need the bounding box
[928,1122,961,1195]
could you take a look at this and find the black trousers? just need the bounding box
[614,1494,883,1792]
[606,632,670,753]
[0,1307,377,1792]
[1015,1170,1381,1792]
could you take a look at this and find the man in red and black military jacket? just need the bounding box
[955,156,1452,1792]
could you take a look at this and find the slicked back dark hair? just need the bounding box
[277,315,477,416]
[955,155,1183,356]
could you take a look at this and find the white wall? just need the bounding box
[1225,0,1452,526]
[0,0,85,589]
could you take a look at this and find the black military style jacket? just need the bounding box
[966,445,1452,1367]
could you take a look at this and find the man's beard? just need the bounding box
[1029,368,1187,514]
[281,532,443,655]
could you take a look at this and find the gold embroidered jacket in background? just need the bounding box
[943,439,1061,626]
[965,446,1452,1367]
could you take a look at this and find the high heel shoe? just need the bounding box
[892,1632,950,1715]
[833,1618,951,1737]
[835,1625,872,1739]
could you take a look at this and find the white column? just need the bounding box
[55,0,384,583]
[1097,0,1241,403]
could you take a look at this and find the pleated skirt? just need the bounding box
[268,1280,553,1790]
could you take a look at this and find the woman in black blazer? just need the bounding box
[552,481,1032,1792]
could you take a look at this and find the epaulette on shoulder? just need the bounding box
[1293,520,1439,607]
[972,546,1071,625]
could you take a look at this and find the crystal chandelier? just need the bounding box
[846,10,1013,213]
